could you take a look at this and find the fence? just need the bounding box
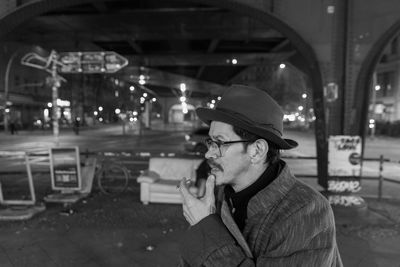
[0,150,399,200]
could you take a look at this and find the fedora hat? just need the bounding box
[196,84,298,149]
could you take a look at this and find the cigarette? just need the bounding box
[177,178,191,189]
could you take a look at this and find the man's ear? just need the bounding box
[249,139,269,163]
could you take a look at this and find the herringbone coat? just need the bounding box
[179,164,343,266]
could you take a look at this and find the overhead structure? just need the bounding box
[2,1,297,97]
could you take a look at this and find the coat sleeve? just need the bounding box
[179,214,256,266]
[179,201,342,266]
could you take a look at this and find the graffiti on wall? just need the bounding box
[327,180,361,193]
[328,195,365,207]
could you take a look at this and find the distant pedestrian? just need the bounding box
[73,117,80,135]
[9,121,15,135]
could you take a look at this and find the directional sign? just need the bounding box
[58,51,128,73]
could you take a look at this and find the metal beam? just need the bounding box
[91,2,108,13]
[9,29,282,43]
[127,38,143,54]
[270,39,290,52]
[227,50,296,83]
[127,52,293,66]
[9,13,282,41]
[119,66,226,95]
[196,39,219,79]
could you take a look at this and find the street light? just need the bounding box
[180,83,186,93]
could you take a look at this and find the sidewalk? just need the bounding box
[1,126,400,266]
[1,181,400,266]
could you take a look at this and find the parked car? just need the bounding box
[184,127,209,154]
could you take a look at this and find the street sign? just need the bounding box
[49,147,82,191]
[58,51,128,73]
[328,135,362,177]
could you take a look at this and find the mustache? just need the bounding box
[207,160,223,171]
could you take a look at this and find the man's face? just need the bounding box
[205,121,251,189]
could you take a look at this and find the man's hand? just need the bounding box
[179,174,216,226]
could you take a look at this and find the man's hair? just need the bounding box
[232,126,280,164]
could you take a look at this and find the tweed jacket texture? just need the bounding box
[179,164,343,266]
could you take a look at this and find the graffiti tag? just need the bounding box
[328,195,365,207]
[333,137,360,151]
[328,180,361,193]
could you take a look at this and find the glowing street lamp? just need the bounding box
[279,63,286,69]
[115,108,121,114]
[180,83,186,93]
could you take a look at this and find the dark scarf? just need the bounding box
[224,160,285,231]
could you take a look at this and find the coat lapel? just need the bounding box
[220,200,253,258]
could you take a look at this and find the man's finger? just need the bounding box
[179,178,195,202]
[204,174,216,200]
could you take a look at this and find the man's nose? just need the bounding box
[205,147,217,159]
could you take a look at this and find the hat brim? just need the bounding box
[196,107,298,150]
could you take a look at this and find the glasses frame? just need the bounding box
[204,137,253,157]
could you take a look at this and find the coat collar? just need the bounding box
[217,164,296,258]
[247,164,296,218]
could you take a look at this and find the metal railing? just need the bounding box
[1,150,399,197]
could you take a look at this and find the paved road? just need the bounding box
[1,124,400,266]
[0,123,399,194]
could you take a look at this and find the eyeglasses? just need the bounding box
[204,137,252,157]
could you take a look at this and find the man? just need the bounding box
[178,84,342,266]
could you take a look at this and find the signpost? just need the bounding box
[20,50,128,145]
[21,50,65,146]
[58,51,128,74]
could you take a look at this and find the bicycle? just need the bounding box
[94,152,130,195]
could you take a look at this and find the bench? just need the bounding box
[137,157,203,204]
